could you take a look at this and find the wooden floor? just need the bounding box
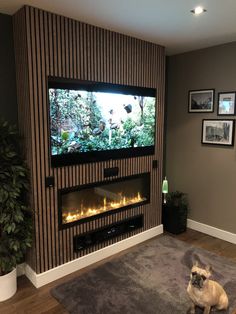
[1,229,236,313]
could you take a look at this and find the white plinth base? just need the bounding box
[25,225,163,288]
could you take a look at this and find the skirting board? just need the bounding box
[187,219,236,244]
[17,263,25,277]
[24,224,163,288]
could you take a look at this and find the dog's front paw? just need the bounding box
[203,306,211,314]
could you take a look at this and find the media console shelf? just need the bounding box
[74,215,143,251]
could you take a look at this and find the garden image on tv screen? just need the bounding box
[49,88,156,156]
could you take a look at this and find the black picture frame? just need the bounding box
[201,119,235,146]
[189,89,214,113]
[217,92,236,115]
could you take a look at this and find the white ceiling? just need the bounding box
[1,0,236,55]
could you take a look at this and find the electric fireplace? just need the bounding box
[58,173,150,229]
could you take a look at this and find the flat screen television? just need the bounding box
[48,77,156,167]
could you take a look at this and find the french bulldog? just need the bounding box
[187,261,229,314]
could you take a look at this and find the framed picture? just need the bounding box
[202,119,235,146]
[189,89,214,112]
[217,92,236,115]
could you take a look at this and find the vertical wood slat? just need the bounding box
[35,7,49,273]
[39,9,51,270]
[44,10,56,270]
[13,5,165,274]
[30,7,43,273]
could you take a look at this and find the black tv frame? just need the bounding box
[47,77,157,167]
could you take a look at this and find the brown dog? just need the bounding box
[187,262,228,314]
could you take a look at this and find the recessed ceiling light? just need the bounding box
[191,6,207,15]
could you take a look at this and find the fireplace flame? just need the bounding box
[63,192,146,224]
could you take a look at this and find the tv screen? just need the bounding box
[48,78,156,167]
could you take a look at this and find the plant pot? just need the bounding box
[0,268,17,302]
[162,204,187,234]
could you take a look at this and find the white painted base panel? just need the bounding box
[187,219,236,244]
[24,225,163,288]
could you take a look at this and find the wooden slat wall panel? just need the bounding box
[13,5,165,274]
[13,9,37,271]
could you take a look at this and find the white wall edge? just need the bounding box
[25,225,163,288]
[187,219,236,244]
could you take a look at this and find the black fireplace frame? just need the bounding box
[58,172,150,229]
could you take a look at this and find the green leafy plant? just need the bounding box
[0,119,32,276]
[166,191,189,209]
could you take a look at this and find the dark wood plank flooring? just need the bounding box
[0,229,236,313]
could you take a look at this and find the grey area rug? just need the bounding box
[51,235,236,314]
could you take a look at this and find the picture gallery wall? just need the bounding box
[188,89,235,147]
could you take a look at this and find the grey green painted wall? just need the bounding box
[166,41,236,233]
[0,13,17,124]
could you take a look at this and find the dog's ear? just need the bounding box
[205,265,212,274]
[193,260,199,267]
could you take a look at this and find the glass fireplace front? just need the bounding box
[59,173,150,228]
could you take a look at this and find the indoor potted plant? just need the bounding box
[162,191,189,234]
[0,118,32,301]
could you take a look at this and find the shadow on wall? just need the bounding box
[0,13,17,124]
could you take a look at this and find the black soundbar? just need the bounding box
[73,214,143,251]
